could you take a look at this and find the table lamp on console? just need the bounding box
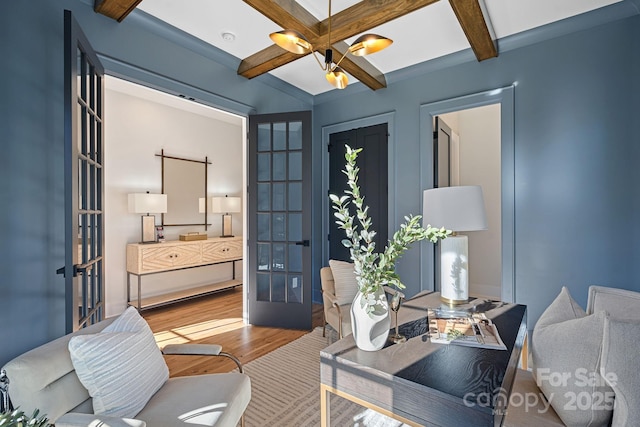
[128,192,168,244]
[423,185,487,305]
[211,195,241,238]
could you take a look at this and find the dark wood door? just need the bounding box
[63,10,105,332]
[434,116,452,188]
[328,123,388,262]
[248,111,312,329]
[433,116,453,291]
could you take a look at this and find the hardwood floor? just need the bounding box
[142,286,325,377]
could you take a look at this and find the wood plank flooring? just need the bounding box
[142,286,324,377]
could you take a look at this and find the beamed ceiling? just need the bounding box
[93,0,622,95]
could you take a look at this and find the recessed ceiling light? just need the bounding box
[221,32,236,42]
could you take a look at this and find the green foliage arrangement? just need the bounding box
[0,409,50,427]
[330,145,450,311]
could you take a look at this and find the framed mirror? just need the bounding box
[159,150,210,228]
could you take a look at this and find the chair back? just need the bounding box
[320,267,336,309]
[2,317,116,421]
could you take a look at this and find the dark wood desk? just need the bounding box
[320,292,527,427]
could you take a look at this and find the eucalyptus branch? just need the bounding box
[330,144,451,307]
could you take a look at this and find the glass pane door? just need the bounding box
[248,112,311,329]
[64,10,105,331]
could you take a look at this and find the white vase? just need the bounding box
[350,287,391,351]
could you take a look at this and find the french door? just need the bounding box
[247,111,312,329]
[63,10,105,331]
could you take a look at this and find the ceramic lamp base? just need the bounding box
[141,215,156,243]
[439,234,469,305]
[220,213,234,237]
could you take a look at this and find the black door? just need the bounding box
[434,117,452,188]
[248,111,312,329]
[433,116,453,291]
[63,10,105,332]
[328,123,388,262]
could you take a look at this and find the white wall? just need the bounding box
[440,104,501,299]
[104,77,244,317]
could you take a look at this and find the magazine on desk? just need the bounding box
[429,313,507,350]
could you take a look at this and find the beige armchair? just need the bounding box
[320,266,404,340]
[2,309,250,427]
[320,266,352,339]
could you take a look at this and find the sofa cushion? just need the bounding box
[600,316,640,427]
[136,373,251,427]
[55,413,147,427]
[328,259,359,305]
[503,369,565,427]
[68,307,169,418]
[532,287,613,427]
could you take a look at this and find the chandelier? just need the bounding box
[269,0,393,89]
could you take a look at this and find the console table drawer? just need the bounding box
[202,240,242,263]
[140,245,201,271]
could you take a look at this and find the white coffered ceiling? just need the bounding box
[137,0,621,95]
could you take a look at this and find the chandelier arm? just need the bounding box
[311,50,329,71]
[331,49,350,70]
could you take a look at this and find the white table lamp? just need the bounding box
[128,192,168,244]
[423,186,487,305]
[211,195,241,237]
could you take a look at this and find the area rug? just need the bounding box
[237,327,409,427]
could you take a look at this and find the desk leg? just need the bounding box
[126,273,131,306]
[320,384,330,427]
[521,333,529,370]
[137,275,142,310]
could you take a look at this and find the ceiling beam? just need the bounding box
[94,0,143,22]
[238,46,307,79]
[240,0,439,90]
[449,0,497,61]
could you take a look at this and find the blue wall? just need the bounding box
[0,0,312,367]
[1,0,639,367]
[313,13,640,330]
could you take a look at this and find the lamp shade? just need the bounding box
[198,197,208,214]
[348,34,393,56]
[128,193,167,214]
[422,186,487,232]
[270,30,312,54]
[326,67,349,89]
[211,196,241,213]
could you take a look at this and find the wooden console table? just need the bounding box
[126,237,242,310]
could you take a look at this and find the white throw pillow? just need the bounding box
[532,287,613,427]
[329,259,359,305]
[68,307,169,418]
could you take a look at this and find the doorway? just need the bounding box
[419,86,515,302]
[103,76,247,318]
[437,105,502,300]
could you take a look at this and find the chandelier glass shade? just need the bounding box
[269,0,392,89]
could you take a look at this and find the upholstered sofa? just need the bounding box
[1,307,250,427]
[504,285,640,426]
